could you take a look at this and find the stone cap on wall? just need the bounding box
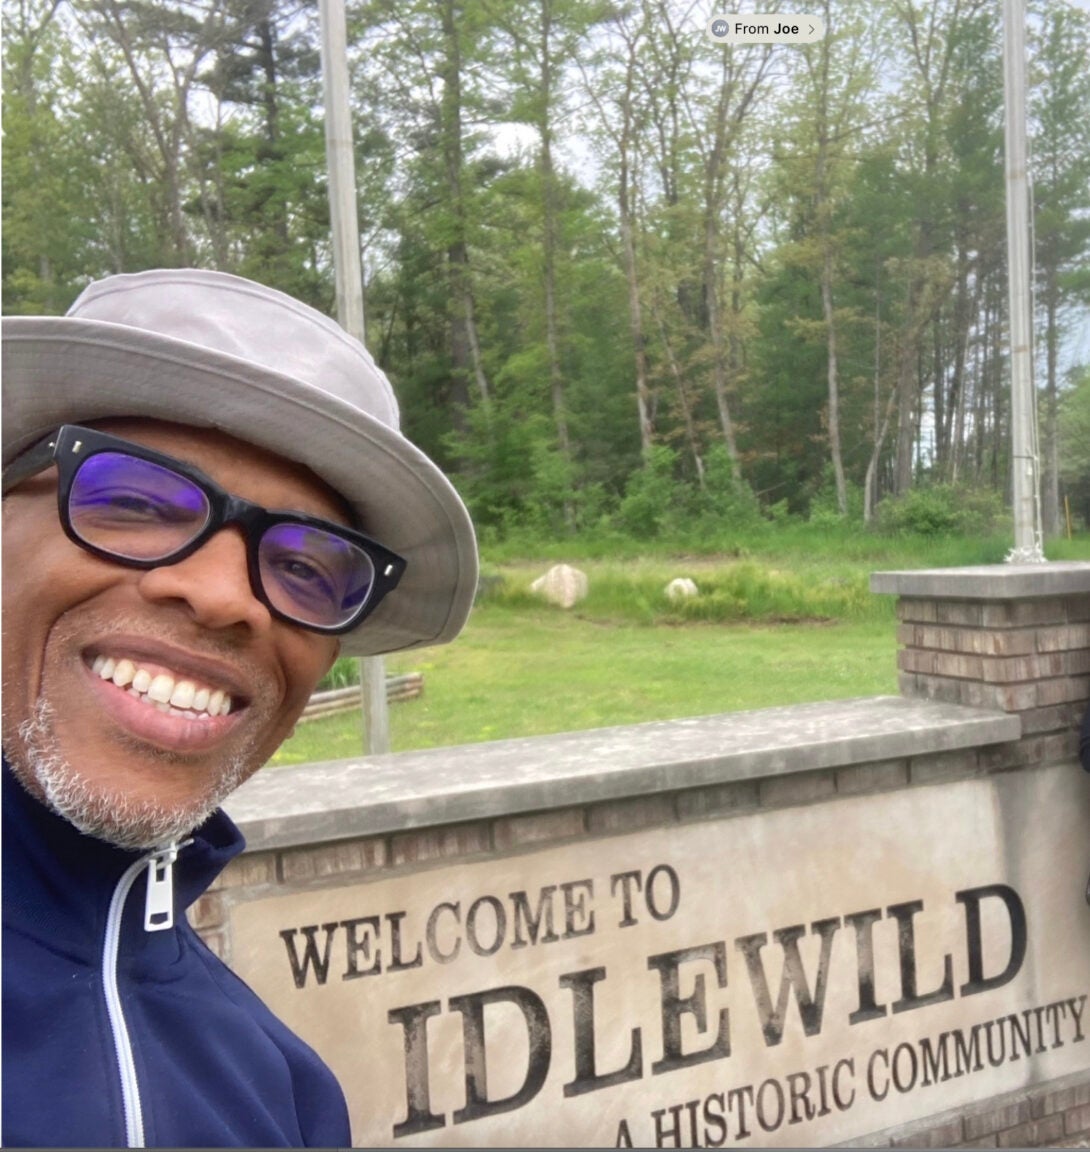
[226,696,1019,851]
[871,561,1090,600]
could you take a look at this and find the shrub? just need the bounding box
[616,446,684,537]
[877,485,1008,537]
[694,445,766,532]
[318,657,359,691]
[807,464,864,526]
[767,499,796,525]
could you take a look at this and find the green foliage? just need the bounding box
[613,444,766,541]
[569,561,879,626]
[876,485,1008,537]
[808,464,865,526]
[616,446,683,537]
[694,446,766,530]
[4,0,1089,538]
[318,658,361,691]
[1060,367,1090,525]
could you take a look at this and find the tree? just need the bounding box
[1058,366,1090,526]
[889,0,991,494]
[578,2,655,457]
[1030,0,1090,534]
[2,0,88,312]
[771,0,884,514]
[691,36,774,483]
[484,0,608,519]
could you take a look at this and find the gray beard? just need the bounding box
[12,698,251,850]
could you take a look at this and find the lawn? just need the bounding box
[272,602,898,763]
[271,532,1090,765]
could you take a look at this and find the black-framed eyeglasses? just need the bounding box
[1,424,407,635]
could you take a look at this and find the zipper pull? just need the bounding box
[144,841,185,932]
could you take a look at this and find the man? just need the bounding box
[1,269,478,1146]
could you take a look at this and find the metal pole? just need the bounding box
[1002,0,1045,562]
[318,0,391,752]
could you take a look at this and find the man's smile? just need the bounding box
[79,637,260,755]
[89,654,236,719]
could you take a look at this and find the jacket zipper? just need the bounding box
[102,841,184,1148]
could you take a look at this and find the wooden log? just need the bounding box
[299,674,423,722]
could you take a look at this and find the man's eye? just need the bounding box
[109,494,162,515]
[272,555,338,598]
[76,490,190,522]
[281,558,322,582]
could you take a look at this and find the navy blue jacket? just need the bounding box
[2,763,351,1147]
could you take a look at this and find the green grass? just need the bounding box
[274,605,897,763]
[277,529,1090,765]
[484,557,888,625]
[480,521,1024,567]
[1046,535,1090,560]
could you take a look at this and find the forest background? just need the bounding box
[5,0,1090,537]
[4,0,1090,753]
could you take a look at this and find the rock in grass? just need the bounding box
[665,577,699,601]
[530,564,588,609]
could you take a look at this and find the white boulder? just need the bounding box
[530,564,588,609]
[665,577,699,601]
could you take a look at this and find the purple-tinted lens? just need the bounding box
[258,522,375,628]
[69,452,210,561]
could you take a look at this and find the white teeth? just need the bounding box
[147,674,174,704]
[94,657,233,718]
[170,680,196,709]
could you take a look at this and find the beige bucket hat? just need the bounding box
[1,269,478,656]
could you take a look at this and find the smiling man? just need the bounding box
[1,269,478,1147]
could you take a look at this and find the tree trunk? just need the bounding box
[894,327,917,495]
[535,0,572,526]
[620,177,653,458]
[864,384,899,524]
[652,300,705,489]
[704,232,741,482]
[821,241,847,514]
[441,0,490,413]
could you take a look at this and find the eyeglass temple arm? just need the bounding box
[1,432,59,495]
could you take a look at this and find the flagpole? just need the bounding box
[318,0,391,752]
[1003,0,1045,562]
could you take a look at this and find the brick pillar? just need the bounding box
[871,563,1090,767]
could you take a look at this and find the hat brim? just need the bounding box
[2,316,478,657]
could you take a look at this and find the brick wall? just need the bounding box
[896,592,1090,768]
[844,1070,1090,1148]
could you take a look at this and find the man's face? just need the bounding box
[2,418,341,848]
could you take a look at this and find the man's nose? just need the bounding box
[135,528,273,634]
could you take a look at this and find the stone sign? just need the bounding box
[228,762,1090,1147]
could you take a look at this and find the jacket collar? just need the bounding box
[2,758,245,965]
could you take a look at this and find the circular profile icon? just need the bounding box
[710,17,729,37]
